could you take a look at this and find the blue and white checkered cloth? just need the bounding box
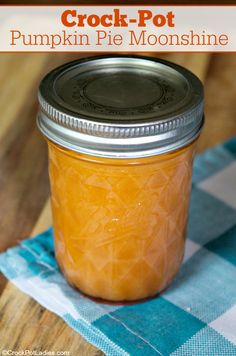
[1,138,236,356]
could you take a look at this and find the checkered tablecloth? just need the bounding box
[1,138,236,355]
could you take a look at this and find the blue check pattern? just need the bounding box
[1,138,236,356]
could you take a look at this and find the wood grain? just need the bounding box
[0,284,100,355]
[1,53,236,355]
[198,54,236,152]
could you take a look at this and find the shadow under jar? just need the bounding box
[37,55,204,302]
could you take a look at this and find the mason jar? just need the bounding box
[37,55,204,302]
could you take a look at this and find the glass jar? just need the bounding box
[37,55,204,302]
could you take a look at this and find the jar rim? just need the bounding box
[37,54,204,158]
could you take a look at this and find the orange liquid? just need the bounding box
[48,141,196,302]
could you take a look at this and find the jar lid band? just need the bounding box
[38,55,204,158]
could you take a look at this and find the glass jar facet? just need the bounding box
[48,140,196,302]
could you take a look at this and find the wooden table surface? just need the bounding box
[0,53,236,355]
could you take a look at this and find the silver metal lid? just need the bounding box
[37,55,204,158]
